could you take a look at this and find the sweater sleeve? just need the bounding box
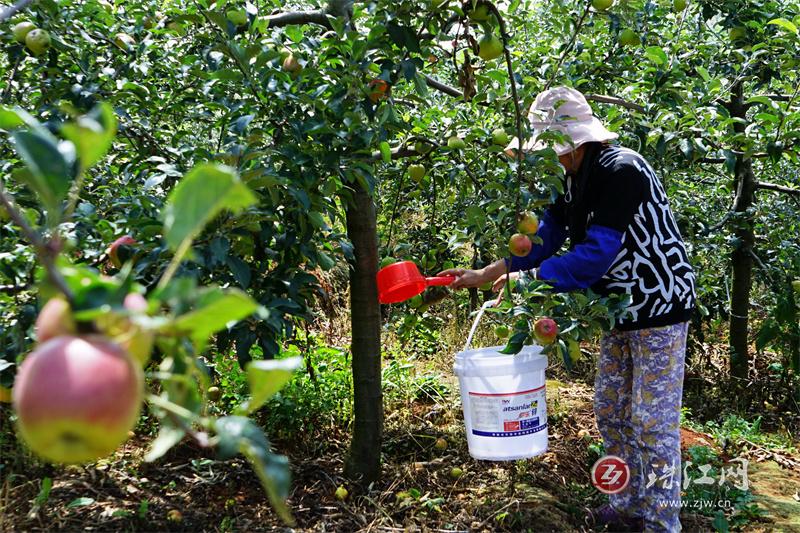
[505,209,568,272]
[537,225,624,292]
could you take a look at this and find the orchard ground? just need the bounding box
[2,297,798,532]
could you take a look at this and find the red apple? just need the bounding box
[533,318,558,345]
[12,335,144,464]
[107,235,137,268]
[517,212,539,235]
[368,79,390,103]
[282,54,302,76]
[508,233,532,257]
[35,297,77,342]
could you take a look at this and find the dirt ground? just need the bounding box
[3,374,798,533]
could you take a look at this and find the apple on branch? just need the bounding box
[107,235,137,269]
[508,233,532,257]
[533,318,558,345]
[12,336,144,464]
[35,297,77,342]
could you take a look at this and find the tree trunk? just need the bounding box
[344,184,383,484]
[728,83,756,380]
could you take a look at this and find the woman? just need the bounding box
[440,87,695,532]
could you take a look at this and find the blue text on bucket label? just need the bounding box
[468,385,547,438]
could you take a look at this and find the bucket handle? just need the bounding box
[463,299,497,352]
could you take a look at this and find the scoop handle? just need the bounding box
[425,276,455,286]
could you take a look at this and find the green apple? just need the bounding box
[434,437,448,450]
[568,339,582,364]
[478,33,503,61]
[12,21,36,43]
[618,28,641,46]
[792,280,800,294]
[13,336,143,464]
[334,486,348,500]
[226,9,248,26]
[468,4,490,21]
[447,135,466,150]
[450,467,464,479]
[491,128,509,146]
[25,29,51,56]
[592,0,613,10]
[208,386,222,401]
[729,26,746,42]
[494,325,510,339]
[673,0,687,11]
[380,257,395,269]
[408,164,426,182]
[517,212,539,235]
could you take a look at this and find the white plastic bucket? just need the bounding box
[453,301,548,461]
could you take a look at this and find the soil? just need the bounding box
[1,371,797,532]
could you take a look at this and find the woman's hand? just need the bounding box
[492,271,520,293]
[437,268,491,290]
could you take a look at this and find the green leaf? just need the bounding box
[144,424,186,462]
[499,331,527,354]
[0,106,35,130]
[61,103,118,169]
[170,287,258,344]
[213,416,293,524]
[241,441,293,525]
[11,129,73,216]
[162,164,257,252]
[379,141,391,163]
[66,497,95,508]
[557,339,571,371]
[768,18,798,35]
[644,46,667,65]
[712,511,729,533]
[238,357,302,415]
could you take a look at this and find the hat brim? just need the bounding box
[505,117,618,156]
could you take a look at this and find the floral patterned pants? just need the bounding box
[594,322,689,532]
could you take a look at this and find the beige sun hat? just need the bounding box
[505,86,618,156]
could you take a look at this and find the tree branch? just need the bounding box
[423,74,462,98]
[0,186,74,302]
[585,94,645,113]
[265,10,332,29]
[0,0,35,23]
[755,181,799,196]
[544,2,591,91]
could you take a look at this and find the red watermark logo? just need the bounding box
[591,455,630,494]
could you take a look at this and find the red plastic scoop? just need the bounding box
[377,261,455,304]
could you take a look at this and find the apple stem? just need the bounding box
[0,184,75,303]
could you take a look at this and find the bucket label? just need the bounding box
[468,385,547,438]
